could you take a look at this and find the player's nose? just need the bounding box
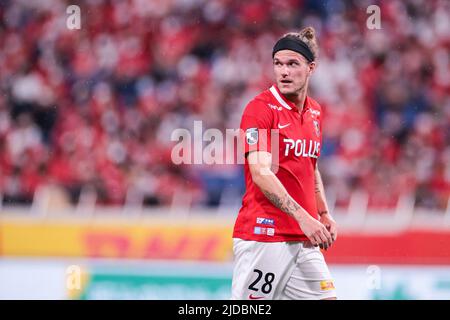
[281,65,290,76]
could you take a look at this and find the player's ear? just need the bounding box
[308,62,316,75]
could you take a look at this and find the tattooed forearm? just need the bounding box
[314,169,323,194]
[314,179,321,194]
[315,166,331,216]
[261,189,301,216]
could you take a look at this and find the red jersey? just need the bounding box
[233,85,323,242]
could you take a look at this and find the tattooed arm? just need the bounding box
[247,151,333,248]
[314,164,330,216]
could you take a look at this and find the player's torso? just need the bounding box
[259,88,321,177]
[234,86,322,242]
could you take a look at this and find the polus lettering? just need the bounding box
[284,138,320,158]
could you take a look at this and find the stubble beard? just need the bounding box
[280,80,307,100]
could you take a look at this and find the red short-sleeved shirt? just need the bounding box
[233,85,323,242]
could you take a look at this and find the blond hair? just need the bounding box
[283,26,319,61]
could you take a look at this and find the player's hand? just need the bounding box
[319,213,338,245]
[296,214,333,250]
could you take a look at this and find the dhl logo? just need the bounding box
[0,221,233,261]
[83,231,231,260]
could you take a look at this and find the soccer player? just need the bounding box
[231,27,338,300]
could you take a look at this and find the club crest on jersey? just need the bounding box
[246,128,258,145]
[313,120,320,137]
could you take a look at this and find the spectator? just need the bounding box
[0,0,448,210]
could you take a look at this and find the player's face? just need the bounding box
[273,50,315,96]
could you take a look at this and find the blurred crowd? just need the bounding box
[0,0,449,210]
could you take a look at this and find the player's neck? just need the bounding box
[284,87,307,112]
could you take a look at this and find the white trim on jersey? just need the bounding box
[269,85,292,110]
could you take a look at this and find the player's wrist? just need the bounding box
[294,209,312,223]
[319,211,336,222]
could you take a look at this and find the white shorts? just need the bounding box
[231,238,336,300]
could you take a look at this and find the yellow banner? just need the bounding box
[0,217,234,261]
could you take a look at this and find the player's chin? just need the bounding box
[278,85,297,95]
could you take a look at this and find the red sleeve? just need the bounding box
[240,99,274,156]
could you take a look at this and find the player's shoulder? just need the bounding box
[244,88,282,115]
[253,88,274,104]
